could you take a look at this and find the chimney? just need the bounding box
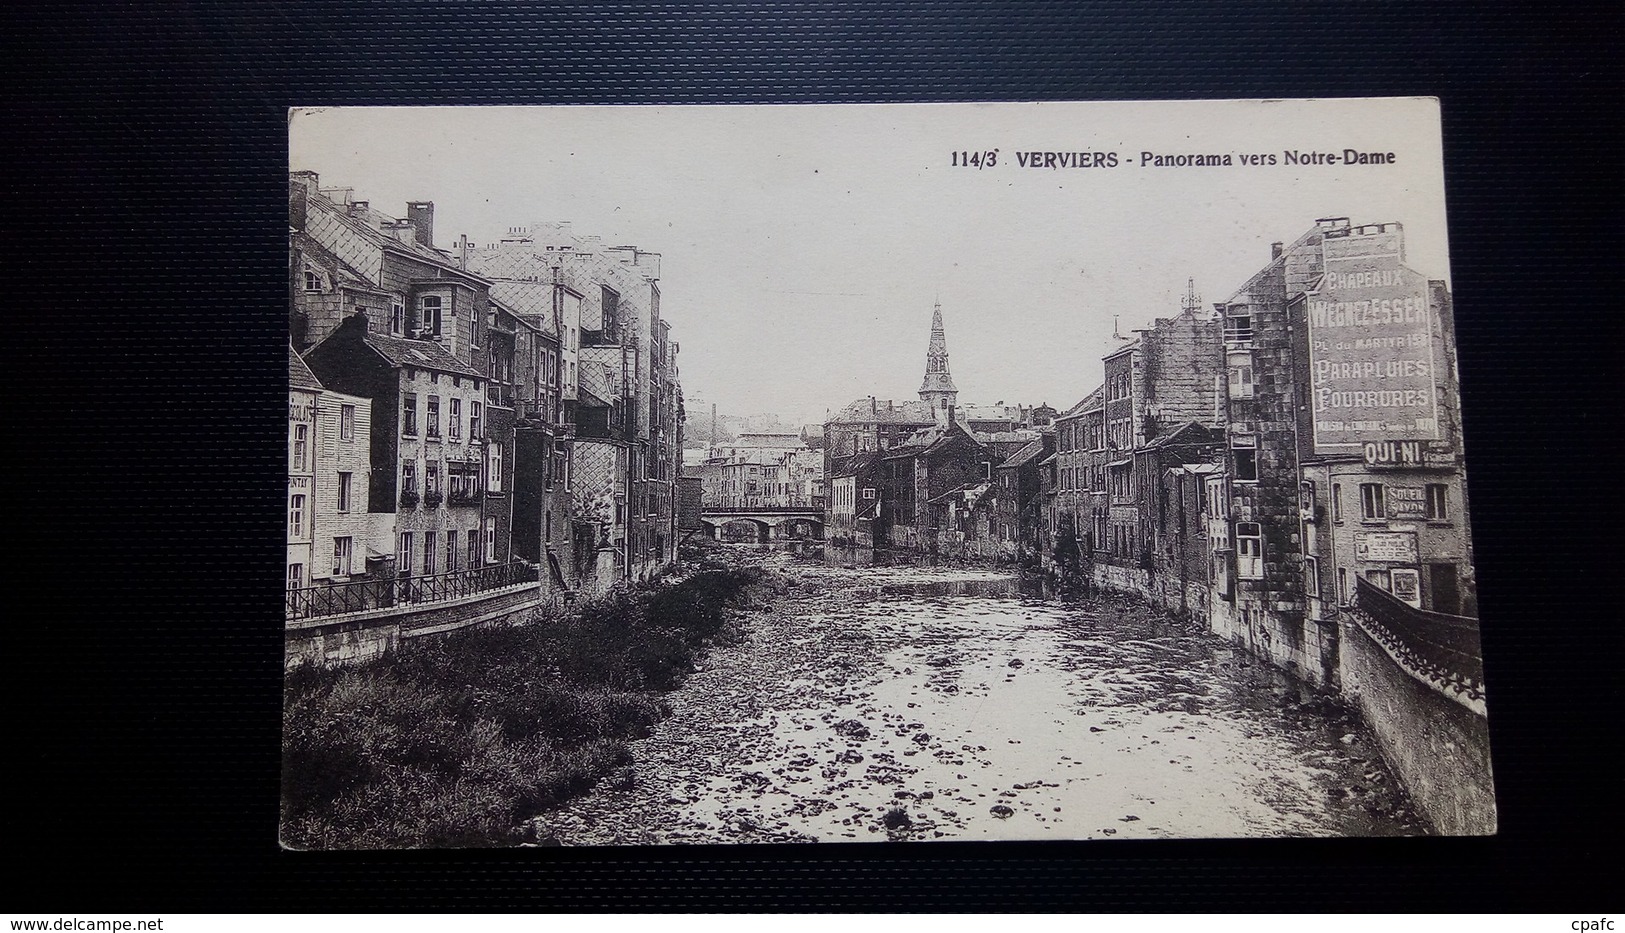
[288,171,317,230]
[406,202,434,248]
[1271,241,1284,259]
[947,403,957,425]
[457,233,470,270]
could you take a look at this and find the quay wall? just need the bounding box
[1338,612,1497,835]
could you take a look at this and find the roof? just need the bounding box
[997,438,1048,469]
[828,397,937,426]
[487,281,559,336]
[929,481,993,507]
[306,190,486,280]
[362,331,483,379]
[830,451,882,478]
[1056,386,1105,420]
[1141,421,1219,450]
[289,344,323,392]
[1167,463,1222,476]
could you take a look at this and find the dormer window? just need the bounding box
[389,301,405,336]
[302,270,323,293]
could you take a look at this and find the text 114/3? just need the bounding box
[952,149,999,168]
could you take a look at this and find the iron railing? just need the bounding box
[1353,576,1484,694]
[286,561,539,622]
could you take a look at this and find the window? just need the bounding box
[399,532,413,579]
[419,295,443,338]
[1236,521,1263,579]
[1425,483,1449,521]
[468,529,480,568]
[303,269,322,292]
[287,562,303,591]
[449,398,461,439]
[446,531,458,572]
[1338,568,1350,605]
[484,517,497,562]
[288,494,306,538]
[427,395,441,437]
[426,462,440,497]
[470,401,482,438]
[1110,465,1132,499]
[862,487,877,500]
[292,422,308,472]
[488,443,503,492]
[390,301,405,336]
[1332,482,1344,523]
[339,404,355,441]
[424,531,437,575]
[1360,482,1386,521]
[1224,309,1253,343]
[401,459,417,493]
[1227,350,1255,399]
[336,471,352,512]
[1304,555,1320,597]
[403,393,418,435]
[1365,568,1391,592]
[1205,476,1224,516]
[332,537,353,577]
[1232,435,1258,482]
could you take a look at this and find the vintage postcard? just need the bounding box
[283,99,1494,848]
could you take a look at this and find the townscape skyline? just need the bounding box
[290,100,1453,426]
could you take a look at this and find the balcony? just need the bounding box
[423,490,444,509]
[399,488,420,509]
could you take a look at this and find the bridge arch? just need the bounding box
[773,516,825,541]
[715,517,771,544]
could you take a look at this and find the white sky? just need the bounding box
[290,99,1452,426]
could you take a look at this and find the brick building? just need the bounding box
[466,223,684,589]
[992,435,1053,563]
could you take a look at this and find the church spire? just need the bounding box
[918,300,958,418]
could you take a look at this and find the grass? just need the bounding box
[281,565,762,849]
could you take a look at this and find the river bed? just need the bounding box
[529,548,1426,844]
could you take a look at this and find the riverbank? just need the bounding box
[280,551,768,849]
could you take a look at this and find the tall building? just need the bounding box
[465,223,683,588]
[917,300,958,419]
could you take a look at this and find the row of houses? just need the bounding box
[823,302,1055,555]
[286,172,684,618]
[824,219,1476,690]
[686,432,826,512]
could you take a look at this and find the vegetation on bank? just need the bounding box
[281,562,764,849]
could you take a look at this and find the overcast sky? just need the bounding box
[290,99,1452,425]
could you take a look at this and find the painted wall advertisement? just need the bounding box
[1385,485,1429,519]
[1307,228,1441,453]
[1355,530,1419,564]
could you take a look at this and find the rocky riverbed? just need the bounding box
[527,547,1425,844]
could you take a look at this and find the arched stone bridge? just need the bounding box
[700,506,825,543]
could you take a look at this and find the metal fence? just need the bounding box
[1353,576,1484,695]
[286,561,540,622]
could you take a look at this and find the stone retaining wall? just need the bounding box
[1338,614,1497,835]
[284,582,541,668]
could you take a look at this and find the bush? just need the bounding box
[282,567,761,848]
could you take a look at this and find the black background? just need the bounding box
[8,0,1620,912]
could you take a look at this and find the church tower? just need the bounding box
[918,300,958,422]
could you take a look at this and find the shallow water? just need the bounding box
[530,552,1424,844]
